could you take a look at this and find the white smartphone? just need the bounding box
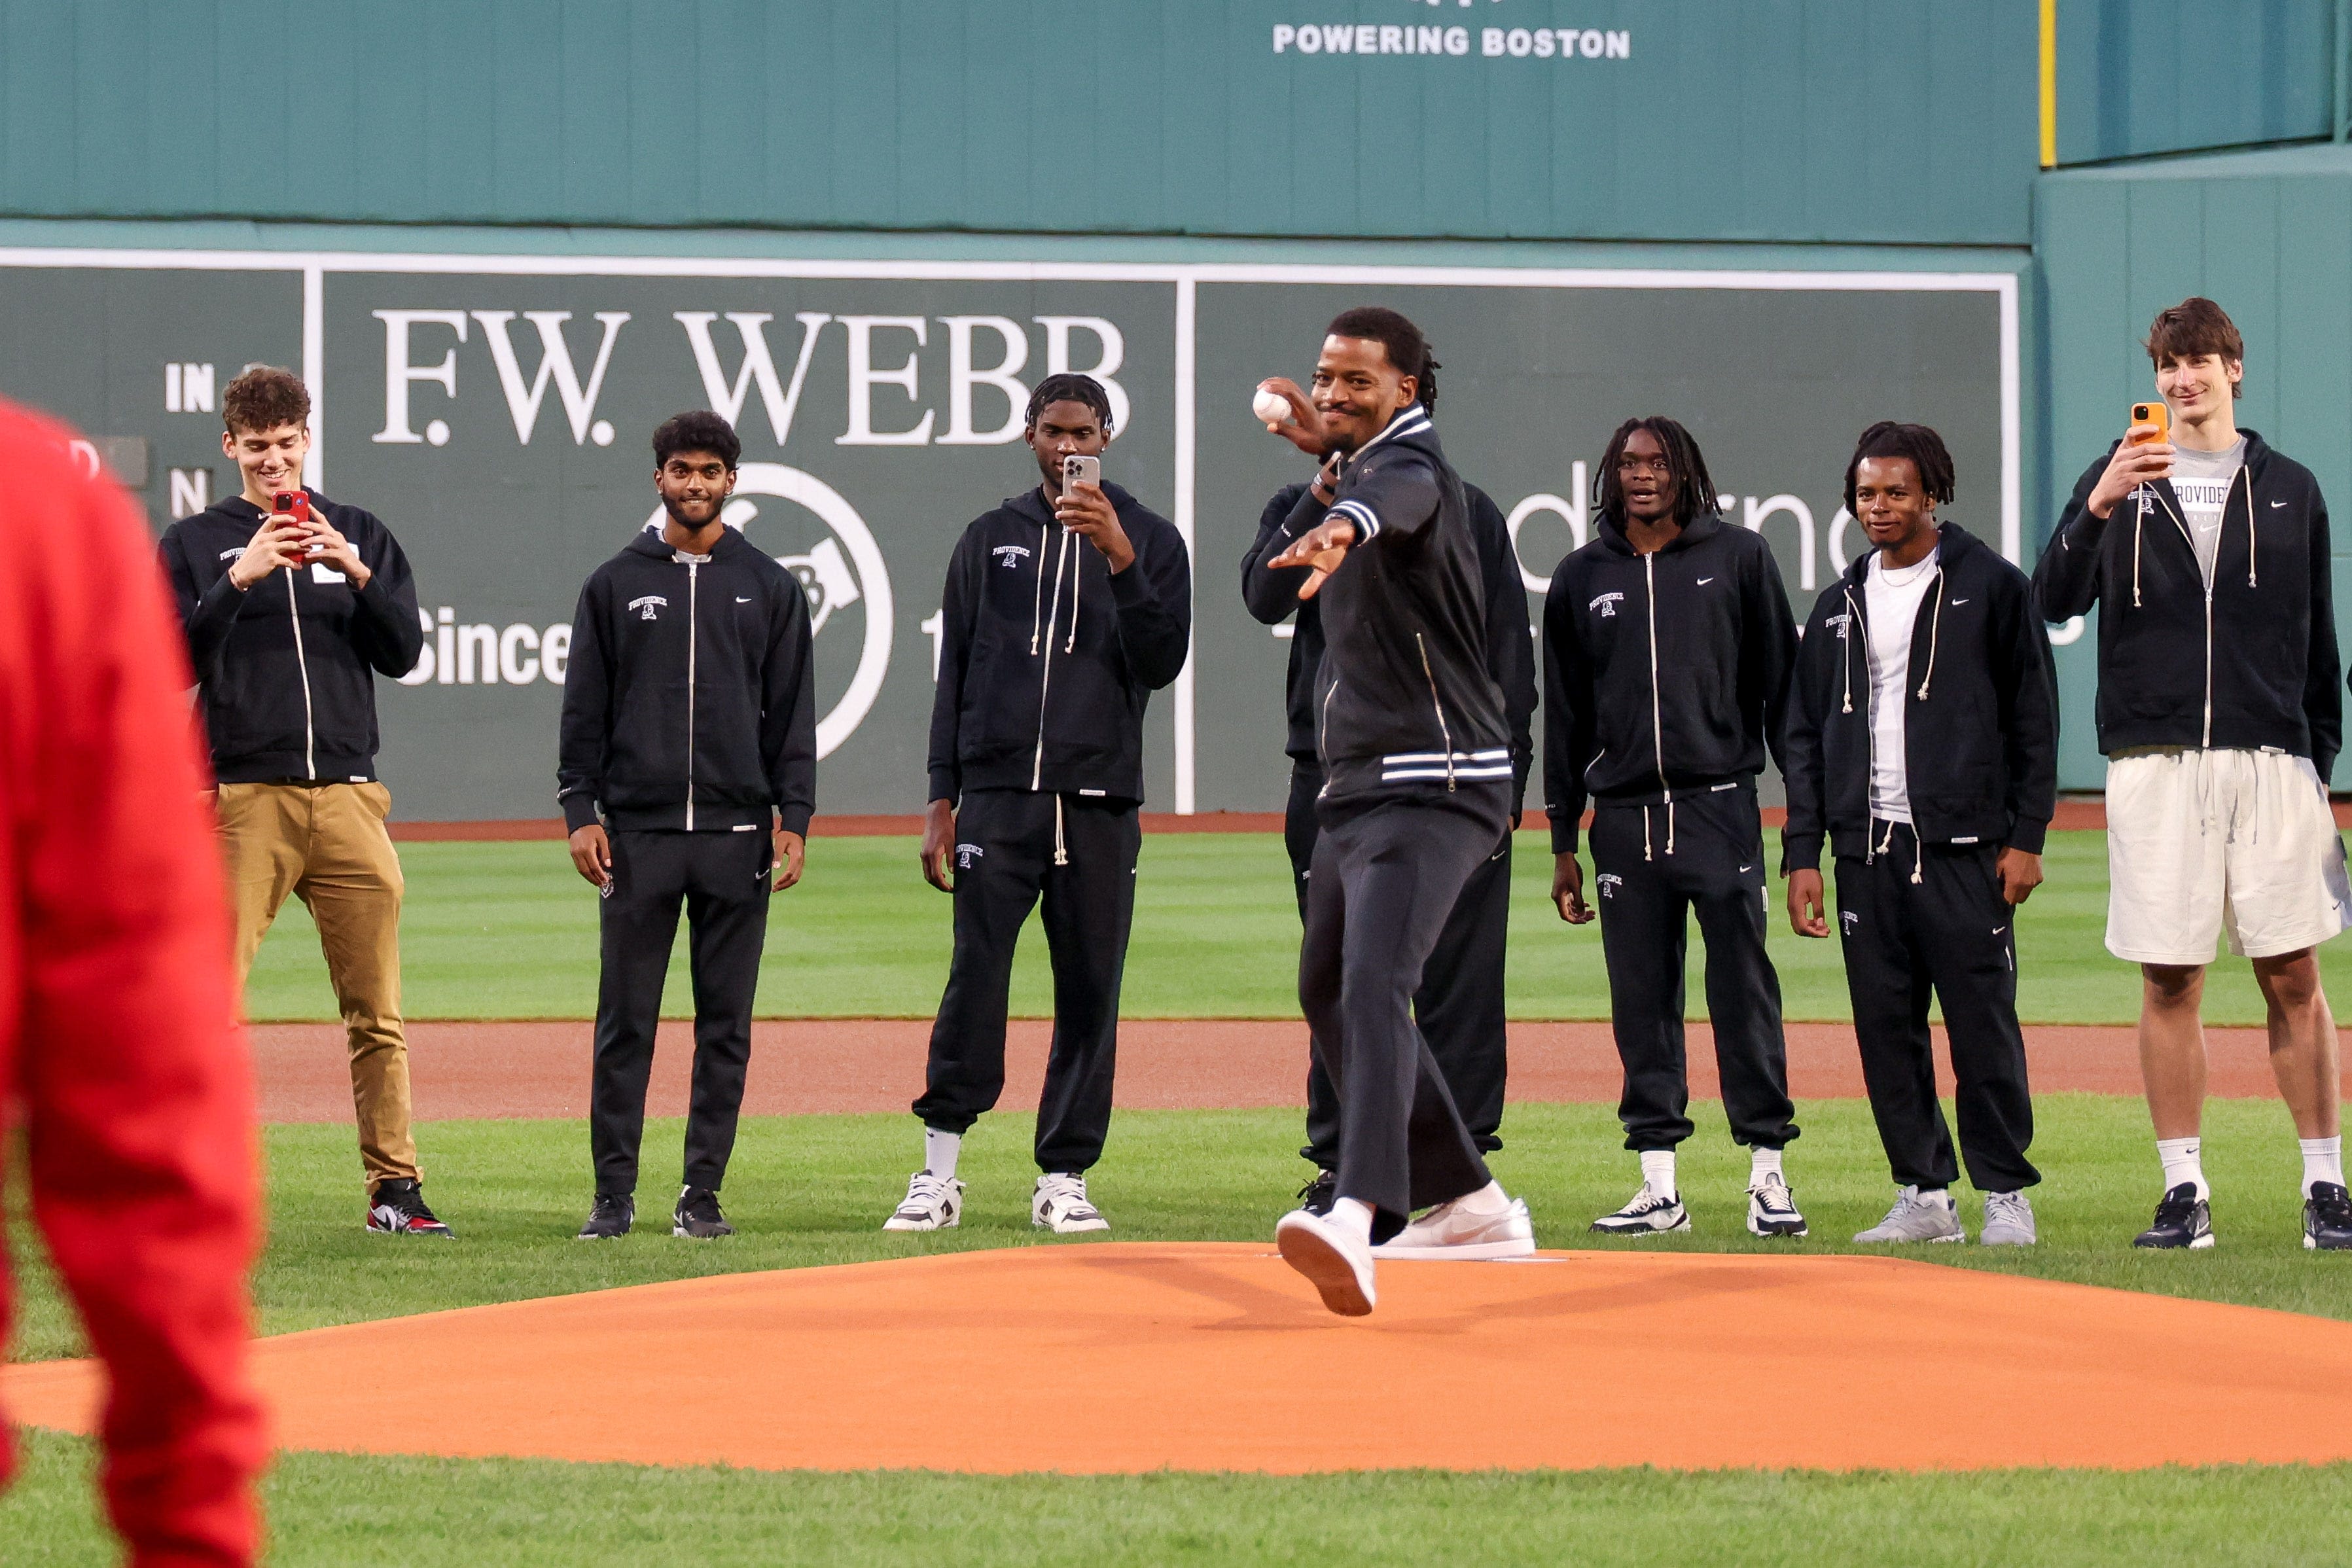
[1061,454,1101,492]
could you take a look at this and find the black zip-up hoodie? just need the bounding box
[927,480,1190,803]
[158,490,423,783]
[558,526,816,836]
[1243,477,1537,813]
[1277,406,1510,802]
[1783,522,2058,871]
[1542,510,1796,854]
[2035,429,2339,778]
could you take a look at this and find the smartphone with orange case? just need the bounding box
[2128,401,2169,445]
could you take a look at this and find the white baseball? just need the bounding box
[1252,387,1293,427]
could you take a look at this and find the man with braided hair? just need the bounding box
[884,372,1192,1236]
[1784,422,2058,1245]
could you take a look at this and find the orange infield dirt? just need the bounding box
[13,1243,2352,1472]
[251,1018,2317,1123]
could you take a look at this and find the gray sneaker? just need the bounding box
[1854,1186,1965,1244]
[1980,1189,2038,1247]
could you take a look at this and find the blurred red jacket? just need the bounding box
[0,401,265,1564]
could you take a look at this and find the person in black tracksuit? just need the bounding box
[1243,472,1537,1188]
[1783,423,2058,1247]
[882,373,1192,1238]
[1261,308,1534,1318]
[1543,416,1806,1238]
[558,412,816,1242]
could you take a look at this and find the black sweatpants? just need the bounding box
[1589,783,1798,1152]
[912,789,1139,1174]
[1834,823,2039,1192]
[1299,784,1504,1230]
[591,827,772,1196]
[1289,760,1511,1163]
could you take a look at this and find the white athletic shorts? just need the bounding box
[2105,746,2351,965]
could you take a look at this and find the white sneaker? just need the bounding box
[1591,1186,1690,1235]
[1853,1185,1964,1244]
[1374,1194,1537,1259]
[1275,1207,1376,1316]
[882,1169,964,1232]
[1979,1189,2038,1247]
[1745,1173,1808,1238]
[1032,1173,1110,1234]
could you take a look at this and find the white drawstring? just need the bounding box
[1910,829,1923,885]
[2132,488,2147,608]
[1840,587,1861,713]
[1915,567,1945,701]
[2243,467,2258,588]
[1054,793,1069,866]
[1041,528,1075,660]
[1029,521,1050,654]
[1643,804,1652,862]
[1666,800,1676,857]
[1870,815,1896,865]
[1065,535,1080,654]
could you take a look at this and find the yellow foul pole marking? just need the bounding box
[2039,0,2058,168]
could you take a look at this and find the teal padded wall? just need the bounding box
[2035,143,2352,789]
[0,0,2039,245]
[2055,0,2340,165]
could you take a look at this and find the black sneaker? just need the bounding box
[2133,1183,2214,1249]
[1296,1169,1337,1217]
[2304,1181,2352,1251]
[365,1179,455,1239]
[673,1186,734,1239]
[577,1193,634,1240]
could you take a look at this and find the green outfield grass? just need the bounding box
[245,830,2340,1025]
[11,1430,2352,1568]
[11,1097,2349,1366]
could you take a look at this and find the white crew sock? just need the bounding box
[923,1127,961,1181]
[1749,1146,1785,1186]
[1452,1180,1512,1217]
[2156,1135,2207,1200]
[1639,1150,1677,1199]
[2300,1135,2344,1197]
[1330,1196,1376,1246]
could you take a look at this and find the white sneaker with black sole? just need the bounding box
[1374,1194,1537,1259]
[882,1170,965,1232]
[1033,1172,1110,1234]
[1275,1207,1376,1316]
[1854,1185,1965,1244]
[1591,1187,1690,1236]
[1746,1173,1808,1238]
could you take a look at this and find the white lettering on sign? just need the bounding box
[675,311,832,447]
[1035,316,1130,435]
[1276,22,1624,59]
[371,310,467,444]
[471,311,630,446]
[937,316,1030,445]
[397,609,570,686]
[837,316,935,446]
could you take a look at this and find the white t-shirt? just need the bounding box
[2169,436,2245,587]
[1863,548,1940,825]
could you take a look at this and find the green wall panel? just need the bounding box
[2056,0,2338,166]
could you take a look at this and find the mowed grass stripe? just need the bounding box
[245,830,2341,1024]
[11,1098,2349,1369]
[11,1429,2352,1568]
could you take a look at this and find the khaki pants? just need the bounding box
[218,780,416,1192]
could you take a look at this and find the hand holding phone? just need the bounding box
[2127,402,2170,447]
[2088,402,2176,520]
[272,490,321,558]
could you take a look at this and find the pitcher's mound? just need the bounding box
[14,1244,2352,1473]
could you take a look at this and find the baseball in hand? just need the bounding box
[1252,387,1293,427]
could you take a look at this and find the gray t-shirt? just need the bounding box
[2169,436,2245,587]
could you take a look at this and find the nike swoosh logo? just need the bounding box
[736,596,752,603]
[1738,864,1755,874]
[2272,500,2289,509]
[1950,597,1969,605]
[1696,577,1715,585]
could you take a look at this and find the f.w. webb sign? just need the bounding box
[0,254,2016,821]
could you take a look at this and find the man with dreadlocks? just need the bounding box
[883,372,1192,1237]
[1239,309,1537,1219]
[1253,306,1536,1316]
[1783,422,2058,1245]
[1543,416,1805,1238]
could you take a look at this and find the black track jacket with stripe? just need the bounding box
[557,526,816,836]
[1542,510,1796,854]
[1276,405,1510,803]
[2033,428,2340,779]
[158,489,424,784]
[927,480,1191,804]
[1782,522,2058,871]
[1243,477,1537,814]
